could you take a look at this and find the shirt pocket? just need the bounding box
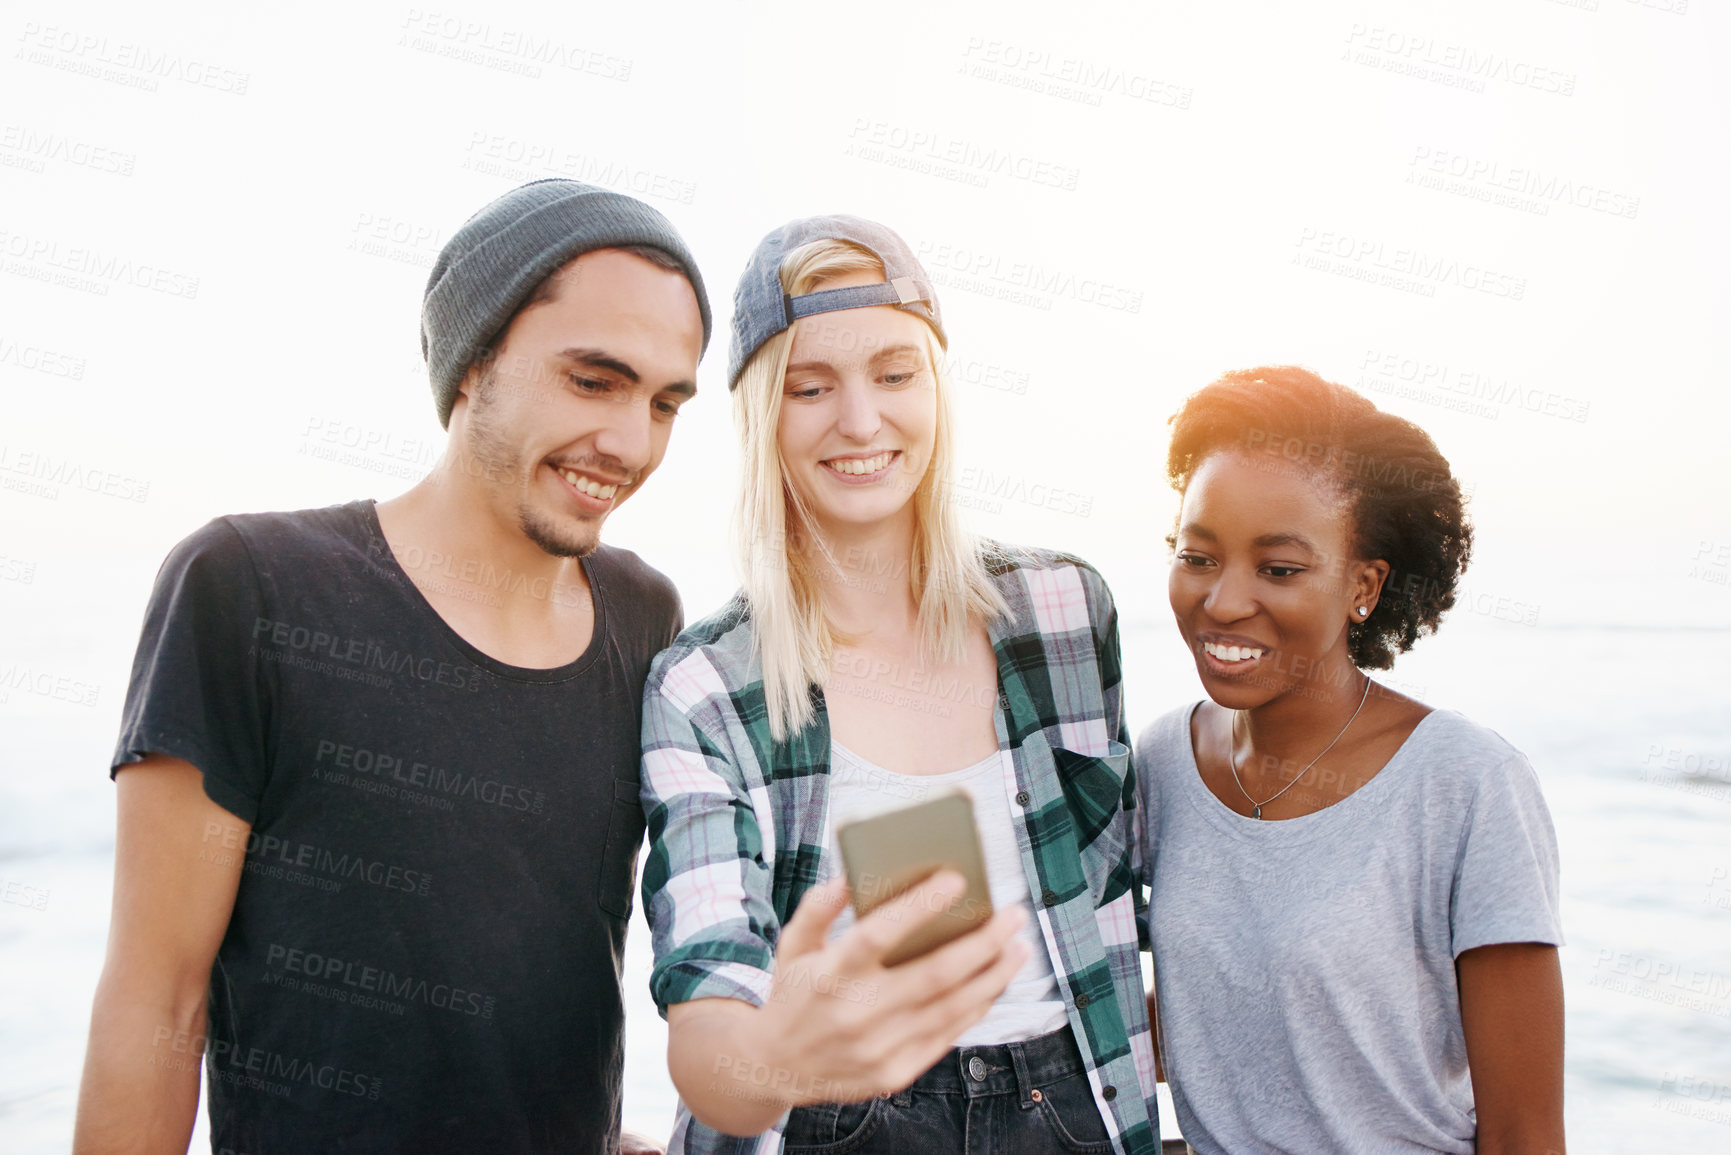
[1050,741,1132,906]
[597,776,647,919]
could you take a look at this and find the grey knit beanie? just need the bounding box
[421,179,712,427]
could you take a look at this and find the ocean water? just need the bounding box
[2,618,1727,1152]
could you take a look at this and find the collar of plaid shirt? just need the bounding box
[641,546,1161,1154]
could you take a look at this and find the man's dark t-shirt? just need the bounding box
[111,500,681,1154]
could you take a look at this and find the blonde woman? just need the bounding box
[639,217,1159,1154]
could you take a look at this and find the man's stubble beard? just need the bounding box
[466,367,602,560]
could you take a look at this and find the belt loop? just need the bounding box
[1008,1038,1036,1110]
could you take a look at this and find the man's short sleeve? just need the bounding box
[112,517,271,824]
[1450,755,1565,957]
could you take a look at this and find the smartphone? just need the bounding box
[834,791,994,967]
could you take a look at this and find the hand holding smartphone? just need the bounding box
[834,791,994,966]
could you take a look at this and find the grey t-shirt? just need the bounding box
[1136,703,1563,1155]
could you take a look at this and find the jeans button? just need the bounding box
[967,1055,988,1081]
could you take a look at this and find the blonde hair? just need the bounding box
[733,237,1008,740]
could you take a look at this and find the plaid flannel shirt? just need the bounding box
[640,545,1158,1154]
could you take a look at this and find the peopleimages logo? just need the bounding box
[0,228,200,299]
[313,739,545,814]
[265,943,497,1019]
[14,21,251,95]
[957,37,1193,110]
[1293,227,1526,301]
[846,120,1082,191]
[250,617,483,692]
[151,1028,383,1099]
[460,131,697,205]
[396,9,632,81]
[1356,349,1591,425]
[914,240,1143,314]
[1407,146,1640,221]
[0,661,100,707]
[0,442,148,502]
[0,878,50,911]
[203,822,433,897]
[0,333,87,379]
[1342,24,1576,97]
[0,123,137,174]
[1587,948,1731,1017]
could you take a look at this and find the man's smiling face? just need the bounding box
[453,247,703,558]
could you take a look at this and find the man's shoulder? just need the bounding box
[590,542,679,608]
[589,544,684,657]
[176,500,373,563]
[161,500,375,581]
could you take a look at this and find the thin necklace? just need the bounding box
[1229,675,1371,819]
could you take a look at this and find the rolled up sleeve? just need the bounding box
[639,647,779,1017]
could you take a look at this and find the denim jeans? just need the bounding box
[782,1025,1113,1153]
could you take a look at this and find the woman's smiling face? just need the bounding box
[1168,450,1388,709]
[775,271,938,538]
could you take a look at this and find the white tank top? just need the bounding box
[820,740,1069,1045]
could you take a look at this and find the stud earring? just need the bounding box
[1356,606,1369,617]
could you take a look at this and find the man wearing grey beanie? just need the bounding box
[75,180,708,1155]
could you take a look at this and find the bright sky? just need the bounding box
[3,0,1728,673]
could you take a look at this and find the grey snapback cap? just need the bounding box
[421,179,712,427]
[726,214,945,390]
